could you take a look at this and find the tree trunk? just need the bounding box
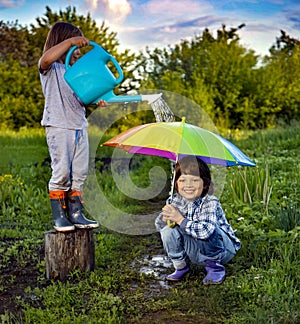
[44,229,95,281]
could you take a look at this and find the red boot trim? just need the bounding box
[49,190,67,199]
[49,190,67,209]
[68,190,84,203]
[68,190,82,197]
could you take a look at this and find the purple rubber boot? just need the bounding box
[166,265,190,281]
[203,260,225,285]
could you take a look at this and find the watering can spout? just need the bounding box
[94,92,163,104]
[141,93,162,104]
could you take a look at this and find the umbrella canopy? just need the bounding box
[103,119,256,167]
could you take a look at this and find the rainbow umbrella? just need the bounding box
[103,118,256,167]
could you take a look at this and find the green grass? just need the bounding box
[0,128,49,173]
[0,125,299,323]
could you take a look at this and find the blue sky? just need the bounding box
[1,0,300,56]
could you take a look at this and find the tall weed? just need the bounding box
[228,165,272,209]
[271,201,300,232]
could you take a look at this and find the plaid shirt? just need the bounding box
[168,194,241,251]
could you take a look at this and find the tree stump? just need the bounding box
[44,229,95,281]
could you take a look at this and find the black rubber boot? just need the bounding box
[49,191,75,232]
[67,190,99,229]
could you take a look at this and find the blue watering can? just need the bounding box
[64,41,161,105]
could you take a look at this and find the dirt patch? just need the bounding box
[136,311,214,324]
[0,244,46,318]
[0,247,206,323]
[0,263,40,317]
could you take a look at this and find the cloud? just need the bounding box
[244,23,275,33]
[83,0,132,23]
[288,16,300,29]
[117,14,227,52]
[0,0,24,10]
[111,0,220,51]
[171,15,223,29]
[143,0,213,26]
[145,0,211,16]
[284,6,300,29]
[87,0,299,57]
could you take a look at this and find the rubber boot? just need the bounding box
[166,265,190,281]
[67,190,99,229]
[203,260,225,285]
[49,191,75,232]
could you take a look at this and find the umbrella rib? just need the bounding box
[177,117,186,158]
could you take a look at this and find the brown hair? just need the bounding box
[43,21,83,53]
[174,156,212,197]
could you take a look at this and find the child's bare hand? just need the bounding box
[162,204,184,225]
[96,100,109,107]
[70,37,90,48]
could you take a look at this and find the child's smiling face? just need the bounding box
[176,174,204,201]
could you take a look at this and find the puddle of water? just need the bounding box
[151,255,173,268]
[135,254,173,289]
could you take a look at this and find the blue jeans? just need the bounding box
[159,225,236,269]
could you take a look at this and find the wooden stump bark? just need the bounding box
[44,229,95,281]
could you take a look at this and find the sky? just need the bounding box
[1,0,300,56]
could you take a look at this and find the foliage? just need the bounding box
[0,126,300,323]
[0,6,142,129]
[0,128,48,173]
[140,24,300,130]
[1,8,300,130]
[271,201,300,232]
[228,165,272,209]
[0,21,31,66]
[259,45,300,124]
[1,4,300,322]
[0,59,44,129]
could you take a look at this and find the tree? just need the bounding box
[140,24,259,129]
[0,21,30,66]
[257,31,300,124]
[270,30,300,55]
[0,6,143,129]
[0,58,43,129]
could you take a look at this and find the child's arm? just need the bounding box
[40,36,89,71]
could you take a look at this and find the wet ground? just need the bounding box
[136,254,174,289]
[0,251,174,316]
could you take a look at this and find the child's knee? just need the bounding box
[160,225,180,243]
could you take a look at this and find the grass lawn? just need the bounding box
[0,125,299,323]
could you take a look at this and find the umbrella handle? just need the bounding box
[167,220,176,228]
[168,159,177,228]
[169,158,177,196]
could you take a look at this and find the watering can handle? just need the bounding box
[65,41,124,83]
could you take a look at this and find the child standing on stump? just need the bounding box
[39,21,101,232]
[155,156,241,284]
